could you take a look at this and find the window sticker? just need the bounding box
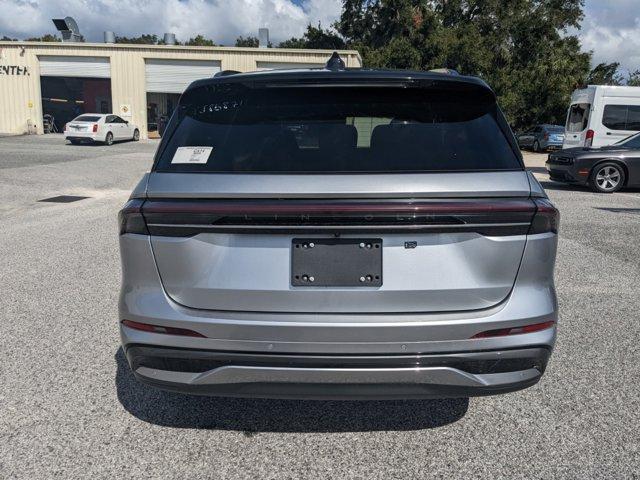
[171,146,213,164]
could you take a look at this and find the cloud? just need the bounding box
[0,0,343,44]
[579,0,640,71]
[1,0,639,71]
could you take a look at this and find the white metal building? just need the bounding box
[0,41,361,138]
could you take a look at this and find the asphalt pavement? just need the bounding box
[1,135,639,479]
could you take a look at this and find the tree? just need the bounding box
[235,36,259,47]
[24,34,60,42]
[587,62,623,85]
[279,24,346,49]
[335,0,591,129]
[1,36,17,41]
[115,34,159,45]
[627,69,640,87]
[184,35,216,46]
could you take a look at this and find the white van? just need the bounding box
[563,85,640,149]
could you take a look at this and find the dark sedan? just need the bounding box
[546,133,640,193]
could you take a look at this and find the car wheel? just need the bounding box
[105,132,114,146]
[533,140,540,152]
[590,162,625,193]
[133,129,140,141]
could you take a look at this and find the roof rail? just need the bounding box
[429,68,460,75]
[214,70,241,77]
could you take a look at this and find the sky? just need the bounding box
[0,0,638,71]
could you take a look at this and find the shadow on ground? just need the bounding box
[538,180,589,192]
[114,348,469,433]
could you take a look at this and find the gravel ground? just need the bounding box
[1,135,639,479]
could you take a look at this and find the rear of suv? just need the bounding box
[119,57,559,399]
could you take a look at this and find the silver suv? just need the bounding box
[119,57,559,399]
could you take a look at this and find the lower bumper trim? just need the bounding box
[126,345,550,399]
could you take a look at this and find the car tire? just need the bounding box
[533,140,540,152]
[589,162,625,193]
[133,129,140,141]
[105,132,114,146]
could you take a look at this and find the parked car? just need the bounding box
[517,124,565,152]
[64,114,139,145]
[563,85,640,149]
[547,131,640,192]
[118,54,559,400]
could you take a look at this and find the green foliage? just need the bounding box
[24,34,60,42]
[115,34,160,45]
[587,62,623,85]
[627,70,640,87]
[333,0,592,129]
[184,35,217,46]
[1,36,18,41]
[279,24,346,49]
[235,36,260,47]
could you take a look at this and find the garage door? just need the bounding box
[39,56,111,78]
[145,59,221,94]
[256,61,324,71]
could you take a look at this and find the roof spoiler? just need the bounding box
[428,68,460,75]
[214,70,241,78]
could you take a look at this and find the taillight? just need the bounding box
[118,198,149,235]
[92,123,98,132]
[585,129,594,147]
[140,199,538,237]
[544,133,549,140]
[121,319,206,337]
[529,198,559,234]
[471,320,555,339]
[64,123,68,131]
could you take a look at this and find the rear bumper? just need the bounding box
[545,143,563,150]
[125,345,550,399]
[119,231,558,398]
[65,132,101,142]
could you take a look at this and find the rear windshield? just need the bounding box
[547,126,564,133]
[566,103,590,133]
[73,115,101,122]
[155,83,521,173]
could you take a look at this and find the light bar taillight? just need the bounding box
[528,198,559,234]
[125,198,539,237]
[121,319,206,337]
[118,198,149,235]
[471,320,555,339]
[118,198,559,236]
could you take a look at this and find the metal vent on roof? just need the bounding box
[258,28,269,48]
[104,31,116,44]
[51,17,84,42]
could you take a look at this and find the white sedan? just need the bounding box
[64,113,140,145]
